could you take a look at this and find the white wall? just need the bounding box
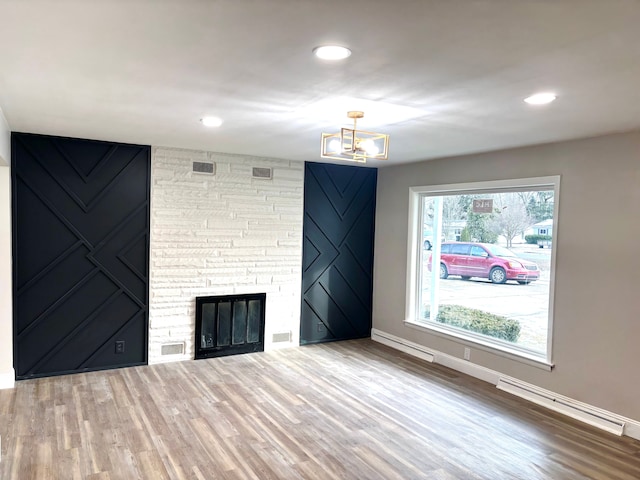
[0,107,9,166]
[0,106,12,388]
[0,166,14,389]
[149,147,303,363]
[373,130,640,421]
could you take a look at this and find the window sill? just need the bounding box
[404,319,554,371]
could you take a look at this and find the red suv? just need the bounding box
[428,242,540,284]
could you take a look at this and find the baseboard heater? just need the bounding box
[372,330,435,363]
[496,378,625,436]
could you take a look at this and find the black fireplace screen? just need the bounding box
[195,293,266,359]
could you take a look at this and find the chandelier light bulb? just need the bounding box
[361,139,379,155]
[329,139,342,153]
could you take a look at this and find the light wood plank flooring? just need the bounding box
[1,339,639,479]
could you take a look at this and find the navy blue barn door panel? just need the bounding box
[12,133,150,379]
[300,162,377,344]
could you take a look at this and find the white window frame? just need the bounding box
[405,176,560,368]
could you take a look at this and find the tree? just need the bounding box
[490,195,532,247]
[466,210,498,243]
[451,194,499,243]
[423,195,469,241]
[441,195,468,240]
[526,191,554,223]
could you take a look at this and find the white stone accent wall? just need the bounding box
[149,147,304,364]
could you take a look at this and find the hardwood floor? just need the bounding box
[1,339,639,479]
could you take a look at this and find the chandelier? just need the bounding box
[320,111,389,163]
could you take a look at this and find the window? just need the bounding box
[539,229,547,234]
[407,177,559,365]
[451,243,470,255]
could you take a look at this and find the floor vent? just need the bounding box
[193,161,215,174]
[161,342,185,356]
[497,377,625,435]
[272,331,292,343]
[252,167,272,179]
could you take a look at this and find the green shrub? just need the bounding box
[525,234,552,245]
[424,304,520,342]
[459,227,471,242]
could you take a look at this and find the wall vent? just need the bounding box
[272,331,292,343]
[252,167,272,179]
[193,161,215,174]
[496,377,626,436]
[161,342,185,356]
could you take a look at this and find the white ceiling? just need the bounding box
[1,0,639,167]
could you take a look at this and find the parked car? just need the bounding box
[423,229,446,250]
[428,242,540,284]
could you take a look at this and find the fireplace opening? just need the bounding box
[194,293,266,360]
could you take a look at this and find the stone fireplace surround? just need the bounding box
[148,147,304,364]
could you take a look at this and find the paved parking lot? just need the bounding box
[422,244,552,352]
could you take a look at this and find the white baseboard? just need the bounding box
[371,328,640,441]
[0,369,15,390]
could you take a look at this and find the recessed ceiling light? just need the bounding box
[313,45,352,60]
[201,116,223,127]
[524,93,557,105]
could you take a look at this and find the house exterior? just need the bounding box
[532,219,553,236]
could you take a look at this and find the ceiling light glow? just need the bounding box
[524,93,557,105]
[298,97,427,127]
[313,45,351,60]
[201,116,223,127]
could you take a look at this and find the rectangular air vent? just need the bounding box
[193,161,215,174]
[161,342,185,356]
[272,332,292,343]
[252,167,272,179]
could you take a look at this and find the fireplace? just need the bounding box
[194,293,266,360]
